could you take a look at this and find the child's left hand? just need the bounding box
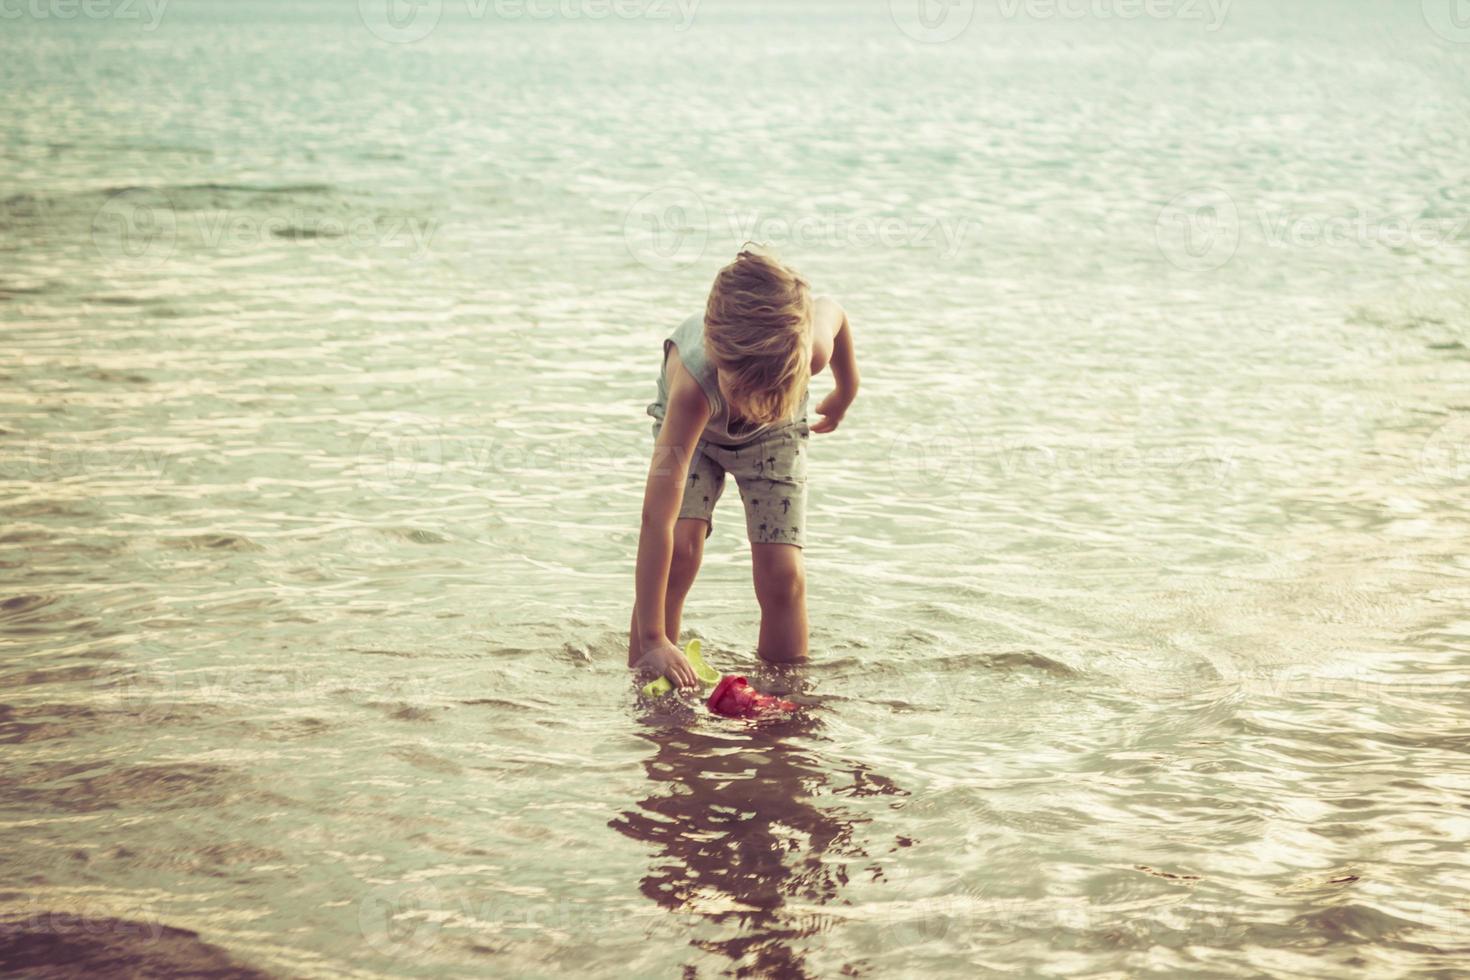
[810,390,853,433]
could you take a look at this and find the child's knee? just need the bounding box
[671,533,703,579]
[756,559,805,608]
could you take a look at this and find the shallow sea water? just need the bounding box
[2,0,1469,976]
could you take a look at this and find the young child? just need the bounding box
[629,250,859,688]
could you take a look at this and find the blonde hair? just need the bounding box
[703,249,812,426]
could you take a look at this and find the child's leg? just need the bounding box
[628,517,708,666]
[663,517,708,643]
[726,426,809,663]
[751,542,808,663]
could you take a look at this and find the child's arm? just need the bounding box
[631,356,710,687]
[811,299,859,434]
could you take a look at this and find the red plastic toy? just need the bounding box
[706,675,797,719]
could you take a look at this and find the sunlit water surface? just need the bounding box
[3,1,1469,976]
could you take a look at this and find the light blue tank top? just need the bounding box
[647,313,807,447]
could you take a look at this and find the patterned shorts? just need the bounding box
[651,420,809,548]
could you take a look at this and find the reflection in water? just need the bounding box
[611,699,907,977]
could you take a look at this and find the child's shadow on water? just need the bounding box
[610,681,908,977]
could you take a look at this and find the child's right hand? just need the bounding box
[634,637,699,689]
